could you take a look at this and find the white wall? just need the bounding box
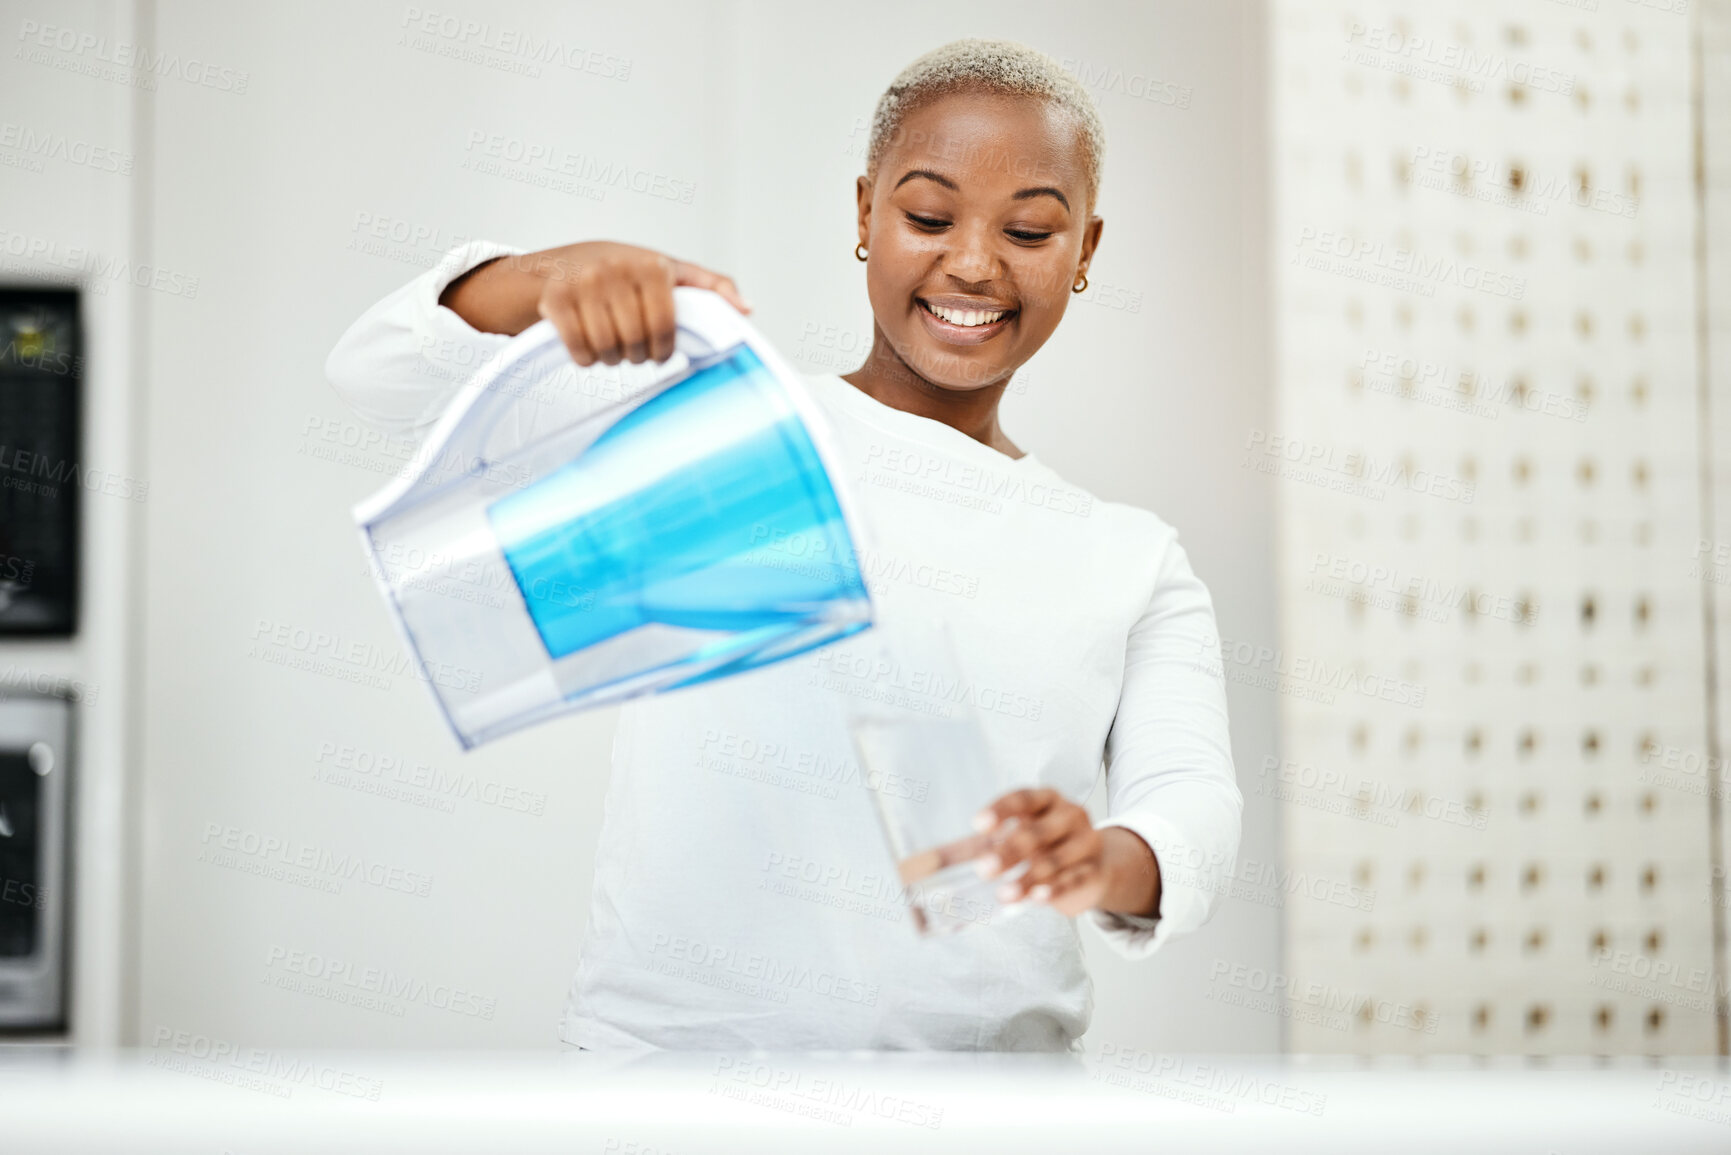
[118,0,1277,1050]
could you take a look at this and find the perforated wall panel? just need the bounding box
[1271,0,1721,1055]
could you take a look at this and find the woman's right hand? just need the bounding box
[439,240,751,368]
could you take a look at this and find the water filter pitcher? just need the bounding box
[353,288,875,749]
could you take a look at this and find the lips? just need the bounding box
[915,297,1017,346]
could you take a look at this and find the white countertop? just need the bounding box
[3,1047,1729,1153]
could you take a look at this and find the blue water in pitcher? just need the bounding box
[486,343,871,694]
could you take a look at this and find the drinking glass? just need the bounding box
[842,616,1032,935]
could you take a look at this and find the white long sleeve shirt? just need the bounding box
[324,241,1243,1051]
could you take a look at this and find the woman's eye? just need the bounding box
[903,214,1050,242]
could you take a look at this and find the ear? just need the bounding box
[855,175,874,249]
[1075,214,1104,279]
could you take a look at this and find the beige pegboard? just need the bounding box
[1271,0,1720,1055]
[1709,0,1731,1068]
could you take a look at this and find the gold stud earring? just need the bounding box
[855,243,868,262]
[1072,272,1088,294]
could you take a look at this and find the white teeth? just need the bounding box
[926,302,1007,327]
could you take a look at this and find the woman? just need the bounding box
[326,37,1241,1052]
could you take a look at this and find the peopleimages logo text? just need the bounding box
[1199,635,1427,709]
[1243,431,1476,504]
[1292,227,1526,300]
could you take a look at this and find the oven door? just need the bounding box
[0,691,70,1031]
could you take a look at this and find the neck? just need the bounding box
[840,328,1022,458]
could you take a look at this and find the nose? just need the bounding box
[938,219,1004,285]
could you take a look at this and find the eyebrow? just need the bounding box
[892,169,1071,212]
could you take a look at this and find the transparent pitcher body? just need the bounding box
[355,289,875,748]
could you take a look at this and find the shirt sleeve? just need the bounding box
[1083,530,1243,960]
[323,239,526,437]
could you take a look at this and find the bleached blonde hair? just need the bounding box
[865,38,1105,213]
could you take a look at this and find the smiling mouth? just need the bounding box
[917,298,1017,328]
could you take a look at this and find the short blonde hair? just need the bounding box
[865,37,1105,213]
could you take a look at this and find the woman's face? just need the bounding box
[856,90,1103,393]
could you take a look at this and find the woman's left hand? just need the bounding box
[972,787,1116,918]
